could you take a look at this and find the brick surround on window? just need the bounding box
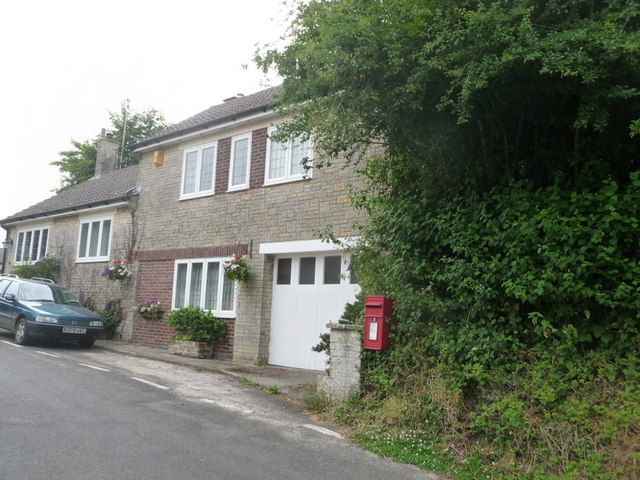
[131,256,235,357]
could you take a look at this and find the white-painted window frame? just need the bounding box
[180,141,218,200]
[228,132,252,191]
[264,126,312,186]
[172,257,236,318]
[14,225,50,264]
[76,215,113,263]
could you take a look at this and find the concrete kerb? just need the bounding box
[94,339,323,403]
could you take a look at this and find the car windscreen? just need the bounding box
[52,286,82,305]
[21,283,55,302]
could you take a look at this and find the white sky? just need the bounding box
[0,0,291,234]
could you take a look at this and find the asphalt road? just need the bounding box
[0,334,438,480]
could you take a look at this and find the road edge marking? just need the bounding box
[130,376,170,390]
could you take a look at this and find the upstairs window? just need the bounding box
[77,216,112,262]
[181,142,217,199]
[173,258,235,317]
[14,226,49,264]
[265,126,312,185]
[228,133,252,191]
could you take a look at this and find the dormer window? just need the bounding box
[181,142,217,199]
[264,127,312,185]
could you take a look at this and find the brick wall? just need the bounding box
[131,254,235,357]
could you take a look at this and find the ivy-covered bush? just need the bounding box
[100,299,123,339]
[165,306,227,344]
[10,255,60,282]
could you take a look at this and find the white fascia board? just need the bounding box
[1,202,128,227]
[259,237,359,255]
[134,110,279,153]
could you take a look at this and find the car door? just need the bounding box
[0,281,20,330]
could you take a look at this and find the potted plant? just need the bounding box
[134,299,164,320]
[165,306,228,359]
[223,254,252,283]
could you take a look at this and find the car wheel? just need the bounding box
[15,318,29,345]
[79,338,95,348]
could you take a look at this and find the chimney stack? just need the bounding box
[95,129,120,177]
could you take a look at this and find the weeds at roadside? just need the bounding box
[239,375,280,395]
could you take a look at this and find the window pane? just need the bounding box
[199,146,215,191]
[268,139,286,179]
[78,223,89,258]
[221,275,235,311]
[299,257,316,285]
[290,137,309,176]
[100,220,111,257]
[39,229,48,259]
[231,138,249,186]
[204,262,220,310]
[175,263,188,308]
[276,258,292,285]
[5,282,19,298]
[31,230,40,261]
[183,152,198,194]
[23,232,32,262]
[189,263,203,306]
[324,256,341,284]
[15,232,24,262]
[88,221,100,257]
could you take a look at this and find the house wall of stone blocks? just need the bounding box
[3,205,138,335]
[132,117,367,364]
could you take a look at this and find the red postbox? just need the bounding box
[363,295,394,350]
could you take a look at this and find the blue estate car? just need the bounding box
[0,274,103,347]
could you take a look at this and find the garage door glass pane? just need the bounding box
[324,256,341,284]
[277,258,292,285]
[299,257,316,285]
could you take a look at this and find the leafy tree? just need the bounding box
[259,0,640,358]
[51,102,167,191]
[260,2,640,476]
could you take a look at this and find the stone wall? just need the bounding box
[4,206,138,338]
[318,323,363,403]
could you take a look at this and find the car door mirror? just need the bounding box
[4,293,16,302]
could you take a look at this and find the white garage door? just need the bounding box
[268,252,359,370]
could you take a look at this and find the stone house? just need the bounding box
[0,132,139,321]
[130,85,366,370]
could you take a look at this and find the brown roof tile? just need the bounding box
[1,166,139,225]
[131,84,282,149]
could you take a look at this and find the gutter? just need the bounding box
[0,190,138,227]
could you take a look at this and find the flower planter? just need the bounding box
[139,310,164,320]
[168,340,214,359]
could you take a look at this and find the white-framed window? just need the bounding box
[172,258,236,317]
[228,133,252,191]
[77,215,112,262]
[264,126,312,185]
[14,226,50,264]
[181,141,217,199]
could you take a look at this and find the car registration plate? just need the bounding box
[62,327,86,334]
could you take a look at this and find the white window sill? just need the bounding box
[76,257,110,263]
[226,185,249,193]
[263,176,311,187]
[179,191,215,201]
